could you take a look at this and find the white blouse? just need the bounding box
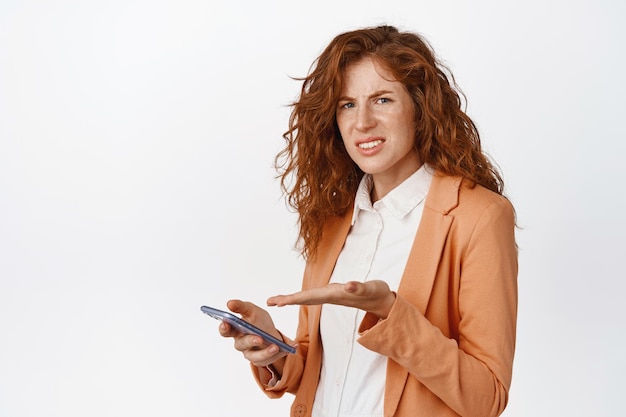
[311,165,433,417]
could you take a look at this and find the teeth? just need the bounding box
[358,140,383,149]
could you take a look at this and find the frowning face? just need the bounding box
[336,57,421,199]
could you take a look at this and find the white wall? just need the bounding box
[1,1,624,416]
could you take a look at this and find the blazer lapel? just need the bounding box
[310,210,353,287]
[397,173,461,312]
[307,210,353,334]
[385,173,461,416]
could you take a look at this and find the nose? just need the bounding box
[355,105,376,131]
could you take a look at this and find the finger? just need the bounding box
[226,299,246,314]
[243,345,285,367]
[343,281,362,294]
[218,321,247,339]
[234,334,266,352]
[347,280,389,297]
[267,290,318,306]
[267,290,308,306]
[227,299,258,319]
[218,320,231,337]
[268,285,344,306]
[266,294,289,306]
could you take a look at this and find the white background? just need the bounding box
[1,1,624,416]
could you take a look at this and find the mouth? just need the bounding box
[357,139,384,150]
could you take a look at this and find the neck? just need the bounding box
[371,158,422,202]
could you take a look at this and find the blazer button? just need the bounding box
[293,404,306,417]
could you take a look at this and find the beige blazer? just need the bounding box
[255,173,518,417]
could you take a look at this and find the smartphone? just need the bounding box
[201,305,296,354]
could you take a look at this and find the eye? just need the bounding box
[376,97,391,104]
[339,102,355,109]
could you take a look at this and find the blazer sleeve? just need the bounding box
[357,196,518,417]
[250,326,306,398]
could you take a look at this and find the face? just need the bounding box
[336,57,421,199]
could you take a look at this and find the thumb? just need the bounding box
[344,281,364,294]
[227,299,256,318]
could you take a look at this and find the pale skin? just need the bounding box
[336,56,421,201]
[219,56,421,377]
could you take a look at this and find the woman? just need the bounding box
[219,25,517,417]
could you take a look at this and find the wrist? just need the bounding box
[378,291,396,319]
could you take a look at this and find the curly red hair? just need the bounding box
[276,25,506,260]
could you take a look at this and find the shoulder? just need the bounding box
[426,173,515,243]
[424,175,516,262]
[427,172,513,218]
[459,182,513,216]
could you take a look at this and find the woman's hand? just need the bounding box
[218,300,290,370]
[267,280,396,319]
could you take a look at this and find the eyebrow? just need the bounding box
[337,89,396,102]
